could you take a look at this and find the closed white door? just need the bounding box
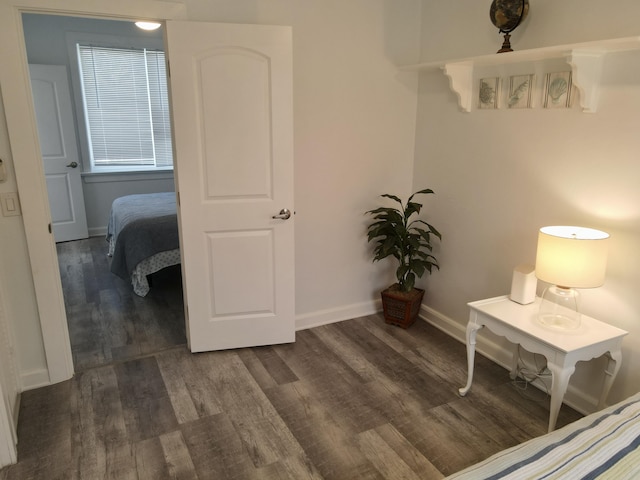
[165,21,295,352]
[29,64,88,243]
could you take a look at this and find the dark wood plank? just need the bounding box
[88,237,118,293]
[155,348,221,422]
[134,437,171,480]
[114,357,179,442]
[6,382,72,479]
[333,318,461,409]
[272,329,388,436]
[262,381,385,480]
[129,293,186,355]
[254,454,324,480]
[357,426,442,480]
[70,366,129,479]
[237,348,280,391]
[180,414,257,480]
[158,431,199,480]
[104,443,137,480]
[81,256,101,305]
[66,302,113,370]
[191,350,307,468]
[250,345,299,385]
[372,423,444,479]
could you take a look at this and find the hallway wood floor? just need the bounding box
[57,236,186,371]
[1,238,582,479]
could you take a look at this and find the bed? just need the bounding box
[106,192,180,296]
[446,392,640,479]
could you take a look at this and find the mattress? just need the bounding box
[105,192,180,296]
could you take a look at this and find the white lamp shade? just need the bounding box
[535,226,609,288]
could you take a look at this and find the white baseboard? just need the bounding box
[20,368,51,392]
[296,299,381,331]
[88,226,107,237]
[419,304,599,416]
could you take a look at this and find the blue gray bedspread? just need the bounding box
[106,192,179,282]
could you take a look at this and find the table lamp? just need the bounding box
[535,226,610,330]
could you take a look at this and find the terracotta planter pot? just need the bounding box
[380,284,425,328]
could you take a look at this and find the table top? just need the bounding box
[468,295,628,353]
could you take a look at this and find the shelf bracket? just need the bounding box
[567,50,605,113]
[443,62,473,113]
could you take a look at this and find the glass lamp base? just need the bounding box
[538,285,581,330]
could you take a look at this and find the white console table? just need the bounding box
[459,295,628,432]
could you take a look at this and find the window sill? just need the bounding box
[81,169,174,184]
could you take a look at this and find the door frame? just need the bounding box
[0,281,18,468]
[0,380,16,468]
[0,0,187,385]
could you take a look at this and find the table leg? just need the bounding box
[546,362,575,433]
[509,343,519,380]
[598,349,622,409]
[459,320,483,397]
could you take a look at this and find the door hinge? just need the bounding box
[177,191,180,206]
[48,223,52,234]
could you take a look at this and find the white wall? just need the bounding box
[414,0,640,412]
[0,0,422,389]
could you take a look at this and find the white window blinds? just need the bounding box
[77,45,173,169]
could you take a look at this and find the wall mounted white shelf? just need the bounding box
[400,36,640,113]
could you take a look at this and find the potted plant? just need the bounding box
[366,188,441,328]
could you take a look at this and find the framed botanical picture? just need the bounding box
[543,72,572,108]
[478,77,500,109]
[507,74,534,109]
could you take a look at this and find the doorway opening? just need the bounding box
[22,12,186,372]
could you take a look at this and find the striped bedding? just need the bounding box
[447,392,640,479]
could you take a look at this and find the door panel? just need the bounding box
[208,230,275,315]
[45,174,75,223]
[166,21,295,352]
[29,64,88,242]
[201,49,272,198]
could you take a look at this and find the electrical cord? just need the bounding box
[511,345,551,398]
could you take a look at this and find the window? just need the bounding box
[77,44,173,171]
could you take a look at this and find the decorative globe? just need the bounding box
[490,0,529,33]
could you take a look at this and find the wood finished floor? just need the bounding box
[56,236,186,371]
[1,238,582,479]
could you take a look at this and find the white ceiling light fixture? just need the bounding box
[135,21,162,31]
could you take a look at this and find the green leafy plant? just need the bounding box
[366,189,441,293]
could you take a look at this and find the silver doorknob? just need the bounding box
[272,208,291,220]
[66,161,78,168]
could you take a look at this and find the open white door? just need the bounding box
[29,64,88,243]
[165,21,295,352]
